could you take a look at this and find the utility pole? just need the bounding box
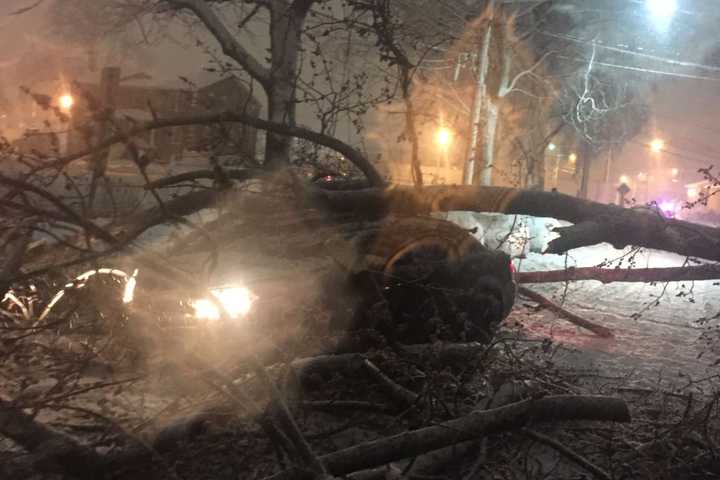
[462,0,496,186]
[88,66,121,214]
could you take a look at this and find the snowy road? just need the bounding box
[514,244,720,385]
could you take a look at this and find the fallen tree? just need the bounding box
[14,107,719,267]
[307,185,720,263]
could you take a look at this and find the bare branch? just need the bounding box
[266,395,630,479]
[518,286,614,338]
[167,0,271,87]
[50,111,385,186]
[499,51,554,97]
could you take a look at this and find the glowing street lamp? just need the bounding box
[435,127,453,150]
[58,93,74,111]
[568,153,577,164]
[670,167,679,177]
[619,175,629,184]
[435,126,453,182]
[649,138,664,153]
[646,0,677,20]
[646,0,676,33]
[547,143,557,152]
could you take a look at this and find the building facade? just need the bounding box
[65,71,260,165]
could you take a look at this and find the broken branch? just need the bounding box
[266,395,630,479]
[518,286,614,338]
[516,264,720,284]
[522,428,611,480]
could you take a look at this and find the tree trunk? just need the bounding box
[578,141,591,199]
[264,1,313,170]
[463,1,495,185]
[88,66,121,213]
[479,99,499,186]
[265,86,295,169]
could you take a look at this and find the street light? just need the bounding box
[435,127,452,150]
[568,153,577,163]
[646,0,677,20]
[671,167,679,177]
[547,143,556,152]
[619,175,629,184]
[58,94,74,112]
[435,126,453,183]
[649,138,664,153]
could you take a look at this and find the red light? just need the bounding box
[323,175,333,182]
[509,261,516,274]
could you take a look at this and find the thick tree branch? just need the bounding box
[0,397,105,480]
[144,168,265,189]
[0,174,116,244]
[0,224,34,295]
[308,186,720,262]
[522,428,611,480]
[167,0,271,87]
[516,264,720,284]
[518,286,613,338]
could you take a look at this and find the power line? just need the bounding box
[559,55,720,82]
[540,30,720,75]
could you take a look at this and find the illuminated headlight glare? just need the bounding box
[193,286,255,321]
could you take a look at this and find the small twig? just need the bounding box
[361,359,419,409]
[298,400,397,415]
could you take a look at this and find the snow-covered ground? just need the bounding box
[514,244,720,386]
